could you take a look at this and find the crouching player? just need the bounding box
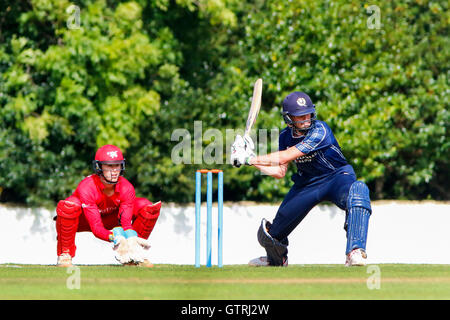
[55,144,162,267]
[231,92,372,267]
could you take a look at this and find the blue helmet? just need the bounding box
[282,92,316,134]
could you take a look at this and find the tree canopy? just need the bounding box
[0,0,448,207]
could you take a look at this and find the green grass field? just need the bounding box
[1,264,449,300]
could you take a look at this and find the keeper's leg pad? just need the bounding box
[132,201,162,239]
[345,181,372,255]
[56,197,82,257]
[257,219,288,266]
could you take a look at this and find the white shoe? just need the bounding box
[57,253,73,267]
[248,256,288,267]
[345,248,367,267]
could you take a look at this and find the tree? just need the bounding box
[0,0,448,206]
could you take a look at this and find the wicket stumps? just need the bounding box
[195,169,223,268]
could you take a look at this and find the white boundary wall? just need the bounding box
[1,201,449,265]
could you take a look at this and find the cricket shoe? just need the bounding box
[123,259,154,268]
[139,259,154,268]
[345,248,367,267]
[57,253,73,267]
[248,256,288,267]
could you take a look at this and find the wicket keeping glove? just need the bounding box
[124,229,151,264]
[110,227,132,264]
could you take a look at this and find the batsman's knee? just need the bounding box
[347,181,371,213]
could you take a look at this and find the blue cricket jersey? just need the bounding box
[279,120,354,183]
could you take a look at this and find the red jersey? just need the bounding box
[72,174,136,241]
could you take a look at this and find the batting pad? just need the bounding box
[345,181,372,255]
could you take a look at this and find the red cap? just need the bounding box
[94,145,124,163]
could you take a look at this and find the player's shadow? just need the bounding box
[11,205,56,240]
[164,204,193,236]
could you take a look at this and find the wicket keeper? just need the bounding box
[231,92,372,267]
[55,144,162,267]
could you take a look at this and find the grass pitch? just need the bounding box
[0,264,449,300]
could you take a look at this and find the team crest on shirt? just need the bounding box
[107,151,118,158]
[297,98,307,106]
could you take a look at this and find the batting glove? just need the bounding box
[243,134,255,152]
[231,135,255,167]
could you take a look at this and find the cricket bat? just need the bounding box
[244,78,263,137]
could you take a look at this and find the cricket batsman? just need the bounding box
[231,92,372,267]
[55,144,162,267]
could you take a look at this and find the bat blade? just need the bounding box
[244,78,262,137]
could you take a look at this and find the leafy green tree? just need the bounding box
[0,0,448,206]
[171,0,449,201]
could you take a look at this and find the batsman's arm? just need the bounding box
[252,162,289,179]
[249,145,304,167]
